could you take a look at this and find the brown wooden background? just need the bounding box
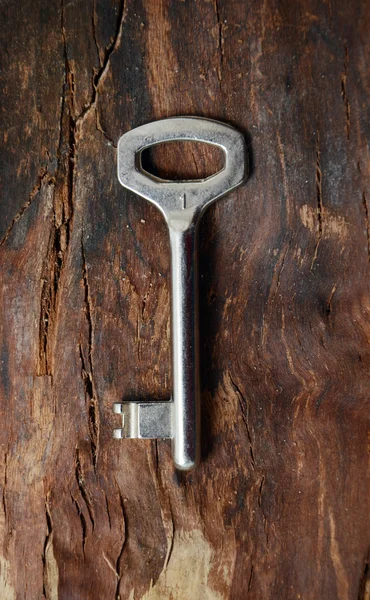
[1,0,370,598]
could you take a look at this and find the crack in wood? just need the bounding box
[163,499,175,572]
[75,448,95,532]
[247,564,254,592]
[78,0,126,145]
[80,234,100,469]
[70,492,88,555]
[38,0,76,377]
[2,451,8,520]
[362,192,370,262]
[91,0,102,67]
[104,491,112,530]
[42,492,54,599]
[228,371,256,470]
[115,485,128,599]
[326,283,337,317]
[146,441,176,577]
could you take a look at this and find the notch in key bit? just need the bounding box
[114,117,247,470]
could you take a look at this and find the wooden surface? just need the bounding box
[1,0,370,598]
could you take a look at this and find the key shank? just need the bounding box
[168,218,200,469]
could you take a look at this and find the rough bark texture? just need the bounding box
[0,0,370,598]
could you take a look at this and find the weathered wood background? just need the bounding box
[1,0,370,598]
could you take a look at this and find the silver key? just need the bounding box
[113,117,247,470]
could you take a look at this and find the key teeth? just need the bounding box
[112,401,173,439]
[113,428,123,439]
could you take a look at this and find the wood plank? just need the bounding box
[0,0,369,598]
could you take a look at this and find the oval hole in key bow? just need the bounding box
[140,141,225,182]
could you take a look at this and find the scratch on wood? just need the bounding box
[271,240,291,301]
[326,283,337,317]
[146,442,175,576]
[228,371,256,469]
[163,500,175,572]
[276,131,291,225]
[341,42,351,140]
[262,237,292,347]
[0,169,53,248]
[311,136,323,270]
[281,306,297,377]
[102,552,119,580]
[328,509,349,599]
[213,0,224,84]
[257,475,269,547]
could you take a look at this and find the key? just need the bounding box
[113,117,247,470]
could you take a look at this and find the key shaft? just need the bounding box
[169,220,200,469]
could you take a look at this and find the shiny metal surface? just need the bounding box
[117,116,246,220]
[115,117,247,470]
[113,402,172,439]
[169,224,200,469]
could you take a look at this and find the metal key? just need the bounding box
[113,117,247,470]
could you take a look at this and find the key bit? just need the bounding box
[114,116,247,470]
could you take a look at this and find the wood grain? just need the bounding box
[0,0,370,598]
